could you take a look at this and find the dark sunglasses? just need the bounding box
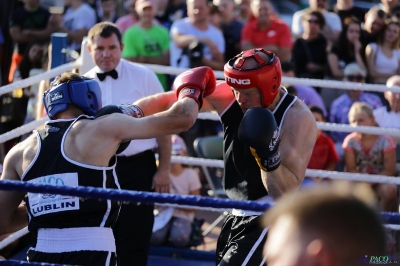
[346,75,364,81]
[307,19,319,25]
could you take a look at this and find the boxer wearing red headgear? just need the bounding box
[224,48,282,107]
[133,51,317,265]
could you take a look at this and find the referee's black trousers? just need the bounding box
[114,150,156,266]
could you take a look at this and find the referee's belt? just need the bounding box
[116,149,155,162]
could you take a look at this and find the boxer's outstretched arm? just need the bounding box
[263,107,317,199]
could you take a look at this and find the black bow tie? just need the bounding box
[97,69,118,81]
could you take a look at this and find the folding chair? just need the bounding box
[193,135,228,236]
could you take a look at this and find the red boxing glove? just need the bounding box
[173,66,216,109]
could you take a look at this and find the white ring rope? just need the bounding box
[0,226,29,251]
[1,113,399,145]
[0,59,81,96]
[0,117,49,144]
[169,156,400,185]
[141,63,400,93]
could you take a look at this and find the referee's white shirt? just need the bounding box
[84,59,165,156]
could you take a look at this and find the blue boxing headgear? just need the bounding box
[43,77,102,119]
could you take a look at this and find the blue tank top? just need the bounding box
[22,115,121,231]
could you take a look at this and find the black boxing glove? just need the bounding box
[238,107,281,172]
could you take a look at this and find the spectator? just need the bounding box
[122,0,170,91]
[170,0,225,70]
[241,0,292,61]
[234,0,252,24]
[61,0,97,54]
[209,3,222,29]
[327,17,366,80]
[0,29,4,86]
[115,0,139,34]
[329,63,383,159]
[154,0,187,30]
[263,182,387,266]
[361,6,386,46]
[292,0,342,45]
[98,0,119,23]
[343,102,398,212]
[8,0,58,83]
[366,18,400,84]
[213,0,243,62]
[291,10,327,80]
[281,61,328,116]
[374,75,400,141]
[84,22,172,266]
[307,106,340,183]
[12,42,46,131]
[380,0,399,18]
[150,135,201,248]
[329,0,366,26]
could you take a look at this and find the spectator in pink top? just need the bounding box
[343,102,398,212]
[115,0,139,34]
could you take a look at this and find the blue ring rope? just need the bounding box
[0,260,65,265]
[0,180,399,224]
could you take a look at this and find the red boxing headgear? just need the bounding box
[224,49,282,107]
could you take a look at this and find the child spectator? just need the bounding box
[343,102,398,212]
[151,135,202,248]
[307,106,340,183]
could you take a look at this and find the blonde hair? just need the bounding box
[348,102,378,126]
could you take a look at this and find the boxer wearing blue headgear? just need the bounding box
[0,69,213,266]
[43,75,102,119]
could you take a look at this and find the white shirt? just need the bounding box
[63,3,97,51]
[291,9,342,36]
[368,43,400,74]
[170,17,225,68]
[373,106,400,129]
[84,59,164,156]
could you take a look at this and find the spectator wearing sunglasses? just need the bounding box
[329,63,383,169]
[366,18,400,84]
[291,10,327,80]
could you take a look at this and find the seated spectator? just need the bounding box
[241,0,291,61]
[281,61,328,116]
[263,182,387,266]
[61,0,97,54]
[98,0,119,23]
[291,10,327,80]
[151,135,201,248]
[170,0,225,70]
[209,3,222,29]
[361,6,386,47]
[123,0,170,91]
[374,75,400,142]
[0,29,4,86]
[343,102,398,212]
[366,18,400,84]
[116,0,140,34]
[292,0,342,45]
[307,106,340,183]
[8,0,58,83]
[155,0,187,30]
[234,0,252,24]
[379,0,399,18]
[329,0,365,26]
[329,63,383,159]
[213,0,243,62]
[327,17,366,80]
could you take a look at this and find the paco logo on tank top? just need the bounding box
[27,173,80,216]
